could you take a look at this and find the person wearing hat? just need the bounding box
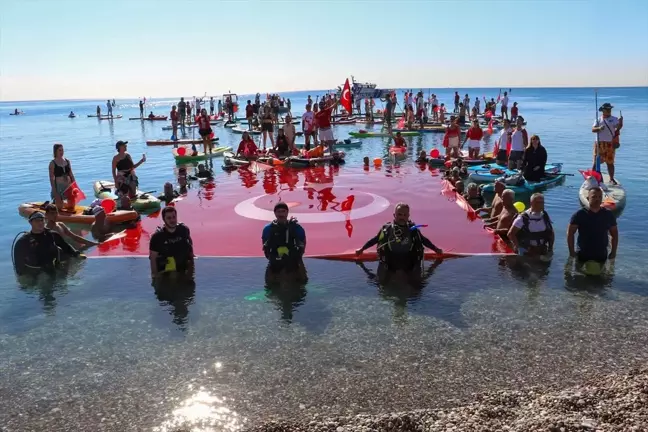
[13,212,85,276]
[149,206,194,280]
[592,102,623,184]
[112,141,146,199]
[262,202,307,279]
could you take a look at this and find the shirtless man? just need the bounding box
[44,204,99,247]
[90,207,113,241]
[485,189,518,241]
[480,181,505,221]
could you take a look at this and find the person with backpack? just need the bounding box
[508,193,554,258]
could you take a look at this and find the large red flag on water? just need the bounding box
[341,78,352,114]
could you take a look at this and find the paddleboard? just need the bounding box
[579,173,626,212]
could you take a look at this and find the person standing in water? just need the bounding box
[49,143,77,212]
[149,206,195,280]
[567,187,618,268]
[592,102,623,184]
[196,109,214,154]
[262,202,307,281]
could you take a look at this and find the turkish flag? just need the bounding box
[341,78,352,114]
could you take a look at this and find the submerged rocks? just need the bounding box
[246,368,648,432]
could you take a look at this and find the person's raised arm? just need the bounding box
[132,154,146,169]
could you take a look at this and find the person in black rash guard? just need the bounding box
[262,202,307,281]
[355,203,443,282]
[149,206,195,280]
[13,212,85,276]
[567,186,618,268]
[522,134,548,182]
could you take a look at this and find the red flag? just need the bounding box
[341,78,352,114]
[64,181,86,202]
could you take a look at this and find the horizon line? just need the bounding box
[1,85,646,104]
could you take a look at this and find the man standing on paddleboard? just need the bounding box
[592,102,623,185]
[178,98,187,132]
[316,99,339,153]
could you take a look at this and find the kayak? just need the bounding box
[93,180,161,211]
[259,152,346,168]
[294,139,362,148]
[481,173,566,194]
[578,172,626,212]
[468,163,563,183]
[18,202,138,225]
[162,124,198,130]
[223,151,252,168]
[427,151,495,167]
[172,146,232,162]
[349,131,421,138]
[146,137,219,146]
[332,119,356,125]
[356,119,384,124]
[232,127,261,135]
[224,122,238,128]
[98,115,122,120]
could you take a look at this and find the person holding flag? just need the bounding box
[49,143,85,212]
[592,102,623,184]
[316,91,341,153]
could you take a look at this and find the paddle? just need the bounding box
[594,90,601,173]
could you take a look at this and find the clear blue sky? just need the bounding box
[1,0,647,101]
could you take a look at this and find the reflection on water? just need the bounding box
[153,277,197,332]
[15,259,85,314]
[264,277,307,323]
[563,257,616,293]
[155,388,245,432]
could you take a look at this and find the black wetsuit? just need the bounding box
[361,222,438,271]
[13,229,81,275]
[149,224,194,274]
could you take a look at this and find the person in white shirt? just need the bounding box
[474,97,480,114]
[592,102,623,184]
[508,116,528,170]
[508,193,554,258]
[301,104,316,150]
[500,91,509,120]
[495,119,512,165]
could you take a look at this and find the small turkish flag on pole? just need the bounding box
[341,78,352,114]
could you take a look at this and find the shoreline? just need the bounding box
[246,367,648,432]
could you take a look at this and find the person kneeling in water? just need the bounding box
[355,203,442,280]
[262,202,307,279]
[13,212,86,276]
[149,207,195,280]
[508,193,554,258]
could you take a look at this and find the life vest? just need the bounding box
[377,221,424,264]
[264,218,304,263]
[517,211,553,251]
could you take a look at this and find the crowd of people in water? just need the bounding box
[11,90,624,283]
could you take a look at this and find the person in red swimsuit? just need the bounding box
[315,99,338,153]
[195,109,213,154]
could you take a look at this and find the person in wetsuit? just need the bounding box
[13,212,86,276]
[355,203,443,280]
[262,202,307,279]
[149,206,195,280]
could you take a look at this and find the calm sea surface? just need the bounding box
[1,87,648,431]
